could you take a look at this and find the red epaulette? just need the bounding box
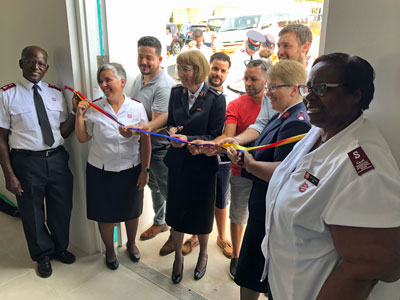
[130,97,141,103]
[48,84,61,91]
[1,83,16,91]
[92,96,102,103]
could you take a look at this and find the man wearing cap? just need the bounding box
[225,30,266,97]
[259,33,276,63]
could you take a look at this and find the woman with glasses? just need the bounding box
[75,63,151,270]
[261,53,400,300]
[163,50,226,283]
[227,59,311,300]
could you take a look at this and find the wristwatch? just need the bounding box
[142,168,150,173]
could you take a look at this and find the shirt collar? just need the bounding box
[278,101,302,119]
[188,82,204,100]
[21,77,44,91]
[141,68,164,86]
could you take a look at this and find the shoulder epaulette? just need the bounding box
[48,84,61,91]
[130,97,141,103]
[92,96,102,103]
[296,111,307,121]
[208,86,222,96]
[1,83,16,91]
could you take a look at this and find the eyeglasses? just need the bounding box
[265,84,292,92]
[298,83,343,97]
[176,65,193,73]
[22,59,48,70]
[244,59,268,71]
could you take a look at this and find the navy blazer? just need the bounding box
[242,102,311,222]
[164,83,226,175]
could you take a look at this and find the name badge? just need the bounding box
[304,171,319,186]
[347,146,374,176]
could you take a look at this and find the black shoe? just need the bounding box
[171,259,183,284]
[194,255,208,280]
[229,257,238,279]
[105,258,119,270]
[126,243,141,262]
[37,256,52,278]
[54,250,76,264]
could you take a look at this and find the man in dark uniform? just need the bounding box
[0,46,77,278]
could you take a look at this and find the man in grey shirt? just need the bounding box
[131,36,175,248]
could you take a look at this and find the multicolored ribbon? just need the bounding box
[222,133,307,152]
[64,86,306,152]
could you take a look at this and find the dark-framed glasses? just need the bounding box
[22,59,48,70]
[265,84,292,92]
[298,83,343,97]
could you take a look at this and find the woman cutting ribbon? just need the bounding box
[75,63,151,270]
[163,50,226,283]
[226,60,311,300]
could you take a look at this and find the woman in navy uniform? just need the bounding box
[164,50,226,283]
[227,60,311,300]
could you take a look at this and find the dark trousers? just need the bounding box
[11,147,73,261]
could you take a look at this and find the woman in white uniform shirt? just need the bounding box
[75,63,151,270]
[261,53,400,299]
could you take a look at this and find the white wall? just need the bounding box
[0,0,99,254]
[104,0,172,96]
[321,0,400,165]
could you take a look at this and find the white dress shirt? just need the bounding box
[262,114,400,300]
[0,77,68,150]
[84,95,148,172]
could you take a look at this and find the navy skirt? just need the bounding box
[86,163,143,223]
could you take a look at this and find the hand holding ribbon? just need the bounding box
[64,86,306,152]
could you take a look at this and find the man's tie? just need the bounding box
[33,84,55,147]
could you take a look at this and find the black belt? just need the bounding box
[11,146,63,157]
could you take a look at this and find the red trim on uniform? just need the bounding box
[130,97,141,103]
[48,84,61,91]
[1,83,16,91]
[282,111,290,119]
[248,38,260,46]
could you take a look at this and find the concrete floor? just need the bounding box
[0,206,268,299]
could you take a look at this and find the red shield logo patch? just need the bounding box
[127,114,132,118]
[298,182,309,193]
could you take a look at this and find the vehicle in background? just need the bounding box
[166,23,183,55]
[207,17,226,32]
[179,23,207,45]
[213,12,308,55]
